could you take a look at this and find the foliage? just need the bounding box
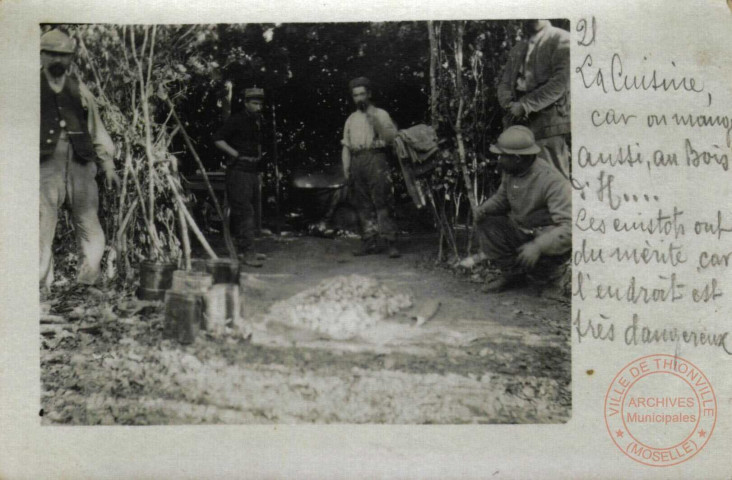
[46,20,566,278]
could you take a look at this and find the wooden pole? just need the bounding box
[177,202,192,270]
[164,171,219,260]
[166,98,238,259]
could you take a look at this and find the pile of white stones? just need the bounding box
[268,274,412,339]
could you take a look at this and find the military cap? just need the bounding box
[348,76,371,91]
[41,30,75,54]
[244,88,265,100]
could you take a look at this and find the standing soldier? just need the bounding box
[39,29,119,293]
[214,88,266,267]
[341,77,400,258]
[497,20,571,179]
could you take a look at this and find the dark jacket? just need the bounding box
[214,110,263,172]
[40,73,97,163]
[497,24,571,139]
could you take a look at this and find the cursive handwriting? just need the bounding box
[576,53,704,95]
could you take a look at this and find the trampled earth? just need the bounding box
[40,234,571,425]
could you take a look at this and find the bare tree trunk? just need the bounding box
[453,22,478,214]
[131,26,161,260]
[428,21,439,130]
[428,21,445,260]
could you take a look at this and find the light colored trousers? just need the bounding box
[40,136,105,289]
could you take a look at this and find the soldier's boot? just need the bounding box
[387,240,401,259]
[238,249,264,268]
[352,237,380,256]
[482,271,526,293]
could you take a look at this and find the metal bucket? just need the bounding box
[137,261,176,301]
[164,290,203,344]
[203,283,240,331]
[205,258,240,284]
[203,284,227,330]
[190,258,208,272]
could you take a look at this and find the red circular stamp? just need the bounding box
[604,354,716,467]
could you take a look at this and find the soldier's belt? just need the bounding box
[350,146,388,154]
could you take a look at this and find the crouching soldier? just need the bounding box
[474,126,571,293]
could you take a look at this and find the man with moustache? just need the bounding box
[497,19,571,179]
[214,87,267,267]
[39,29,119,292]
[341,76,400,258]
[474,126,571,293]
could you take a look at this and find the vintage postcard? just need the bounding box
[0,0,730,478]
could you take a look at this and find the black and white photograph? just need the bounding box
[38,19,572,425]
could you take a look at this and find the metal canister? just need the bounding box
[205,258,240,284]
[137,261,176,301]
[164,290,203,344]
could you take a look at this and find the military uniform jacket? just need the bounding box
[497,24,571,140]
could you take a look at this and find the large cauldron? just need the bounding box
[290,168,358,232]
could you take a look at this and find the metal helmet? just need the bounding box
[40,30,75,54]
[489,126,541,155]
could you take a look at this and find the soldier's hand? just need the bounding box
[105,169,121,191]
[509,102,525,119]
[516,242,542,269]
[473,204,486,222]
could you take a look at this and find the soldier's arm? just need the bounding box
[370,109,398,145]
[342,146,351,180]
[214,140,239,159]
[474,176,510,219]
[79,81,115,174]
[213,116,241,161]
[341,117,352,178]
[519,31,570,115]
[497,46,519,109]
[531,175,572,255]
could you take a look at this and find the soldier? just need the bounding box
[39,29,119,292]
[341,77,400,258]
[497,20,571,179]
[474,126,571,293]
[214,88,266,267]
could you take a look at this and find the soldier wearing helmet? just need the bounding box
[473,126,571,293]
[39,29,119,292]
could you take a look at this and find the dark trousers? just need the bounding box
[477,215,568,280]
[350,150,397,241]
[226,169,259,252]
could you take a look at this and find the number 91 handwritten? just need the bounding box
[576,16,596,47]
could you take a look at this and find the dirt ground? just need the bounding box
[40,233,571,425]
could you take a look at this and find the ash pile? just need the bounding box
[267,274,412,339]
